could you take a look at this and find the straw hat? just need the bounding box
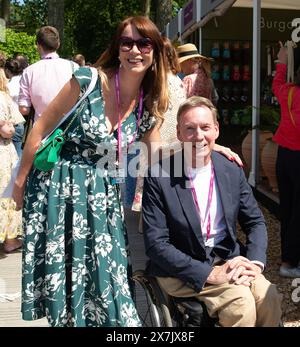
[176,43,213,64]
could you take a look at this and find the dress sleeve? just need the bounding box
[0,93,25,124]
[183,76,193,98]
[73,66,95,96]
[7,97,25,125]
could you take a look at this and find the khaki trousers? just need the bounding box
[156,274,282,327]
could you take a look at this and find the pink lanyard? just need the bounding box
[188,164,215,241]
[115,71,144,167]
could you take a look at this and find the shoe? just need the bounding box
[279,265,300,278]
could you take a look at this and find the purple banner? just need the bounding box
[184,0,194,27]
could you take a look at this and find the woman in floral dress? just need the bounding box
[12,16,168,327]
[0,69,25,253]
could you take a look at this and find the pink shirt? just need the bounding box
[272,63,300,150]
[18,52,77,121]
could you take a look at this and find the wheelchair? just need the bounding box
[132,269,216,327]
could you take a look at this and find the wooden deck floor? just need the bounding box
[0,210,147,327]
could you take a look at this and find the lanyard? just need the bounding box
[188,164,215,241]
[115,71,143,171]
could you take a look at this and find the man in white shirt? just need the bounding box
[142,96,282,327]
[18,26,78,122]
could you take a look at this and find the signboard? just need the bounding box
[201,0,227,17]
[181,0,197,33]
[292,18,300,42]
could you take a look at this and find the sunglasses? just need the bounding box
[119,37,153,54]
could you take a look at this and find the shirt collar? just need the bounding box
[41,52,59,60]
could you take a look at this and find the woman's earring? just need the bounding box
[118,57,122,69]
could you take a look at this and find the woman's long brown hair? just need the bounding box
[162,36,181,75]
[94,16,169,125]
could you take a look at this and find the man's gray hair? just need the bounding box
[177,96,218,124]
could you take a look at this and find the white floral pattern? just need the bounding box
[22,67,152,327]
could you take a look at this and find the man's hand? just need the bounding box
[228,256,262,286]
[206,262,238,285]
[207,256,262,286]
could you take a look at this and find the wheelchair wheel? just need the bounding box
[132,270,173,327]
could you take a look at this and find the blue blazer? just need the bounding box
[142,151,267,293]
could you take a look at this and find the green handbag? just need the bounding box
[33,128,66,171]
[33,103,83,172]
[33,67,98,172]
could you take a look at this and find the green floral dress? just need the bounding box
[22,67,154,327]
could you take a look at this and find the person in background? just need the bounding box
[272,42,300,278]
[0,69,25,253]
[142,96,282,327]
[13,54,29,71]
[13,15,168,327]
[159,37,187,149]
[132,37,186,212]
[177,43,218,106]
[0,52,6,68]
[73,53,85,67]
[4,58,26,157]
[18,26,78,122]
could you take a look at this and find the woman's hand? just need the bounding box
[277,41,288,65]
[12,181,26,211]
[0,121,15,139]
[213,143,243,167]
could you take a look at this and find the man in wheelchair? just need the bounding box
[142,96,282,327]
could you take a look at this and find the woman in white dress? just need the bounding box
[0,69,25,252]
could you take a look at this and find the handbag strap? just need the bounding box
[42,67,98,143]
[288,85,295,127]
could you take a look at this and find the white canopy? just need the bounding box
[233,0,300,9]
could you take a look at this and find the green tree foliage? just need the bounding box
[172,0,188,17]
[7,0,189,62]
[64,0,143,63]
[64,0,189,63]
[10,0,47,35]
[0,28,39,64]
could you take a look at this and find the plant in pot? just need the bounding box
[237,105,280,184]
[259,105,280,192]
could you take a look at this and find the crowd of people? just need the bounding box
[0,15,298,327]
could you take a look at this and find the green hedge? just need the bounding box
[0,29,39,64]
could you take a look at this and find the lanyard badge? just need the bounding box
[188,164,215,241]
[111,168,126,184]
[112,70,143,185]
